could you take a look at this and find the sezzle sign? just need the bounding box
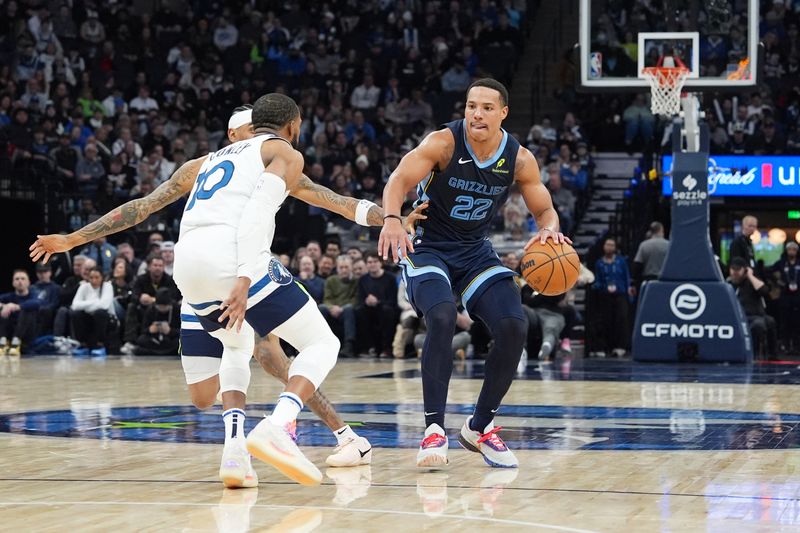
[662,155,800,197]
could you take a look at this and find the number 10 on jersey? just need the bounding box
[186,160,235,211]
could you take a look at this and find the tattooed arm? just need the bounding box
[289,173,430,231]
[30,157,205,263]
[289,173,385,225]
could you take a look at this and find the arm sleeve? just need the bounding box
[236,172,286,281]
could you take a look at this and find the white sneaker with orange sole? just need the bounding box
[246,418,322,486]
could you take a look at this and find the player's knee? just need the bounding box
[289,332,339,390]
[426,301,458,332]
[191,393,216,410]
[496,316,527,347]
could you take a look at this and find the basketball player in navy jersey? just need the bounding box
[379,78,568,468]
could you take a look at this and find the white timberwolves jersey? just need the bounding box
[179,133,290,236]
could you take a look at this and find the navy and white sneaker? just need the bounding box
[458,416,518,468]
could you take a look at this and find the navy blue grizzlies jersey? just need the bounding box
[414,119,519,243]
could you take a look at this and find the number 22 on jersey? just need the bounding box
[186,160,235,211]
[449,195,493,221]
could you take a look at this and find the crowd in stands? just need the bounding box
[3,236,594,361]
[0,0,529,249]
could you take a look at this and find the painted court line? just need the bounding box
[0,500,601,533]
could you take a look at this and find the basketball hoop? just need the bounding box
[642,66,690,117]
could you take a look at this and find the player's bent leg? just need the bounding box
[410,278,458,467]
[246,290,336,486]
[252,332,371,466]
[203,323,258,488]
[187,375,220,410]
[461,278,525,468]
[181,326,224,409]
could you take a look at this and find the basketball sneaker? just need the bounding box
[219,446,259,489]
[246,417,322,486]
[416,424,449,467]
[458,416,518,468]
[325,435,372,467]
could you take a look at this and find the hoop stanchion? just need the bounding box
[642,66,690,116]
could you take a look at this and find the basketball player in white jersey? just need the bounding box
[31,98,424,487]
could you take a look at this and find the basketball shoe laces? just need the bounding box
[477,426,507,450]
[421,433,447,449]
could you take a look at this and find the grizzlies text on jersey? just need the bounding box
[414,119,519,243]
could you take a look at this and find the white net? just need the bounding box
[642,66,690,117]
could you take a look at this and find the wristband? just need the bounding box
[355,199,377,226]
[383,214,403,223]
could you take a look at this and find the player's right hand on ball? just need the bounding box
[29,234,73,264]
[379,217,415,263]
[219,277,250,333]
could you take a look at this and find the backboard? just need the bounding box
[578,0,759,91]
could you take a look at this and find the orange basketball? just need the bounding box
[520,241,581,296]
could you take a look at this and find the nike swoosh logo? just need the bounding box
[490,409,498,414]
[458,157,472,164]
[424,411,438,416]
[336,428,347,435]
[358,447,371,458]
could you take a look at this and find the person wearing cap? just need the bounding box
[160,241,175,275]
[771,241,800,353]
[133,287,180,355]
[33,262,60,336]
[79,236,117,275]
[727,256,777,357]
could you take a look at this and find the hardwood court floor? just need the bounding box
[2,355,800,532]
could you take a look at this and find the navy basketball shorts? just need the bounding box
[399,238,515,313]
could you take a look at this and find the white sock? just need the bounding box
[333,424,357,445]
[222,408,246,448]
[269,392,303,427]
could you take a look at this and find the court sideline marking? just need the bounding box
[1,477,798,503]
[0,499,600,532]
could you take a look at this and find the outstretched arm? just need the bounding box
[290,174,428,230]
[30,157,206,263]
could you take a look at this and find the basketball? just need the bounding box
[520,241,581,296]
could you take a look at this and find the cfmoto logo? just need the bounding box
[669,284,706,320]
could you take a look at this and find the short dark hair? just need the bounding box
[252,93,299,130]
[147,254,164,265]
[12,269,29,278]
[466,78,509,106]
[364,251,382,262]
[649,221,664,234]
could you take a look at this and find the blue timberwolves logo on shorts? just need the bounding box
[268,260,293,285]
